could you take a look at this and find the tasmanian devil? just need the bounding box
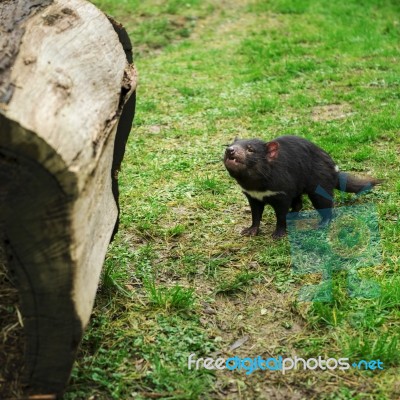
[224,135,380,239]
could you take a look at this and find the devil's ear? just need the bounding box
[266,141,279,160]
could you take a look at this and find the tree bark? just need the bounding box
[0,0,137,397]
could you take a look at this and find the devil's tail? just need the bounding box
[336,172,382,194]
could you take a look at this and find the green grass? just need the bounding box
[66,0,400,398]
[144,279,196,311]
[216,270,261,294]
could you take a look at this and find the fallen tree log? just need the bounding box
[0,0,137,397]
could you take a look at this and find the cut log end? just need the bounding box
[0,0,137,397]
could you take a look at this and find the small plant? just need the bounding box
[166,224,186,238]
[340,332,400,366]
[144,278,196,311]
[216,271,259,294]
[101,258,130,296]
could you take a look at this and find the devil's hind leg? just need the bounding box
[308,190,334,227]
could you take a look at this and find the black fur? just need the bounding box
[223,135,380,239]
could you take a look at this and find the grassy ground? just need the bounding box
[65,0,400,399]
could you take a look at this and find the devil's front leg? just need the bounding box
[241,194,265,236]
[269,197,291,239]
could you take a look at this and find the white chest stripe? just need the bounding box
[242,188,285,201]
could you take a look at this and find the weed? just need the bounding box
[144,278,196,311]
[216,271,260,294]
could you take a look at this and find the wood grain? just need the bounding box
[0,0,137,396]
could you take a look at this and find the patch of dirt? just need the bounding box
[191,0,284,49]
[148,125,162,134]
[311,103,355,122]
[195,280,327,399]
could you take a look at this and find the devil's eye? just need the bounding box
[247,146,254,152]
